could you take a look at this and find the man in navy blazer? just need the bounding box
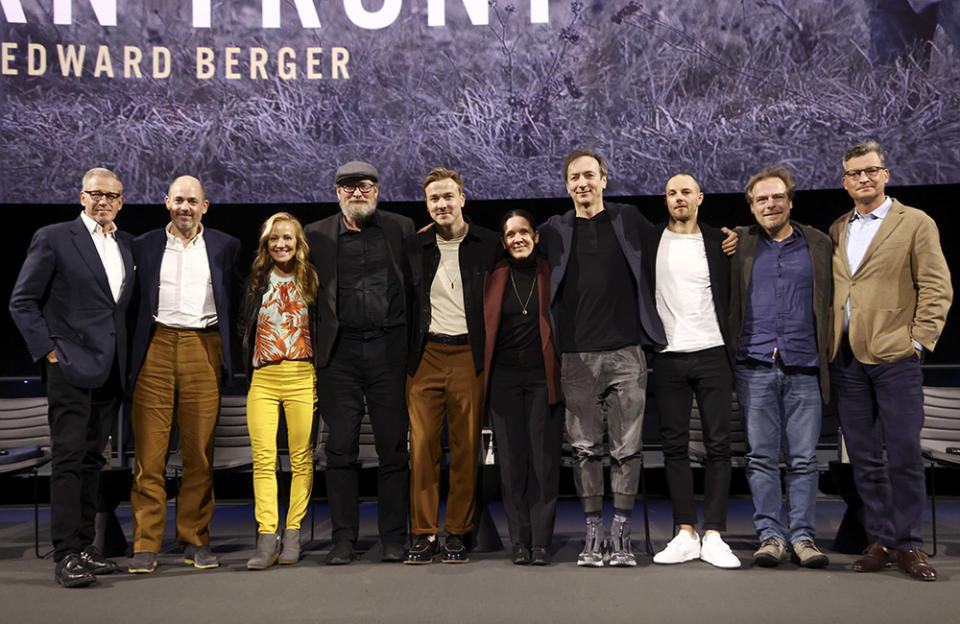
[126,176,240,574]
[10,167,133,587]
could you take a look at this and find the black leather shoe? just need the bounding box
[443,534,469,563]
[80,545,120,575]
[512,544,531,565]
[325,540,354,565]
[404,534,439,565]
[381,541,407,562]
[55,553,97,588]
[530,547,551,566]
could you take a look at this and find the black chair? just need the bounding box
[167,394,253,474]
[0,397,53,558]
[689,393,746,467]
[920,386,960,556]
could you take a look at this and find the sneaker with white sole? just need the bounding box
[653,530,700,565]
[700,532,741,569]
[577,517,605,567]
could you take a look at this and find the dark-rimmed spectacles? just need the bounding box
[843,167,886,180]
[339,183,376,194]
[83,190,122,202]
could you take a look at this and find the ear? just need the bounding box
[532,230,540,244]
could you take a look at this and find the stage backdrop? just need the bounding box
[2,0,960,203]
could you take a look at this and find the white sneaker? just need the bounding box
[700,532,741,569]
[653,530,700,565]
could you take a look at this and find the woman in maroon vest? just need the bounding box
[482,209,563,565]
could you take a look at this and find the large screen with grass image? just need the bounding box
[2,1,958,203]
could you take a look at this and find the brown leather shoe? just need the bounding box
[852,542,895,572]
[897,548,937,581]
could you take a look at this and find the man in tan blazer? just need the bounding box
[829,141,952,582]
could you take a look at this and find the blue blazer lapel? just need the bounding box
[70,218,112,302]
[205,232,226,316]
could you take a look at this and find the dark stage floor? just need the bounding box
[1,497,958,623]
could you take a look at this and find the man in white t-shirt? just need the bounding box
[647,174,740,569]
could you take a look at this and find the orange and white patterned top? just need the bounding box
[253,273,313,369]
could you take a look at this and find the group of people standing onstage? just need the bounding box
[8,139,952,588]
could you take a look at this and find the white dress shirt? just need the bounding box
[79,211,125,303]
[155,224,218,329]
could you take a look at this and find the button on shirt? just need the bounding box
[336,214,403,332]
[79,211,125,303]
[739,227,818,368]
[844,196,890,330]
[155,225,217,328]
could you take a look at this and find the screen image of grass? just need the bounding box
[1,0,958,203]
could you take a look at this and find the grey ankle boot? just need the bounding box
[608,516,637,567]
[247,533,281,570]
[577,516,605,567]
[279,528,301,565]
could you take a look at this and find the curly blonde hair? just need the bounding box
[248,212,319,305]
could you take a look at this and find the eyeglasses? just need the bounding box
[843,166,886,180]
[339,183,376,194]
[83,190,122,202]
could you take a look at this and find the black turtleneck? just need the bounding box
[494,253,544,369]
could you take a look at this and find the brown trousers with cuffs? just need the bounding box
[406,341,484,536]
[131,325,223,553]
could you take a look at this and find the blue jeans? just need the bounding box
[735,360,822,544]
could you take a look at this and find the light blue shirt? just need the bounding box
[844,197,922,352]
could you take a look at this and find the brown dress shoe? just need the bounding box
[852,542,895,572]
[897,548,937,581]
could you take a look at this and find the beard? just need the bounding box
[341,199,376,225]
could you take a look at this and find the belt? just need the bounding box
[157,323,219,333]
[427,333,469,346]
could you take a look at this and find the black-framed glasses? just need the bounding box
[83,190,122,202]
[339,183,376,194]
[843,166,886,180]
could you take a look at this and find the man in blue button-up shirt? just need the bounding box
[729,165,834,570]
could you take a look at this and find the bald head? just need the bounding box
[168,175,206,202]
[664,174,703,227]
[165,175,209,240]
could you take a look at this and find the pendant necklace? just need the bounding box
[510,268,537,315]
[439,259,458,290]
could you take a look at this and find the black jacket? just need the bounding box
[303,209,414,368]
[403,222,500,375]
[643,221,734,366]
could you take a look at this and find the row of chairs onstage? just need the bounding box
[3,387,960,557]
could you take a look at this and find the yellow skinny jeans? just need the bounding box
[247,360,316,534]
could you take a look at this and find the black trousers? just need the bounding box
[317,327,409,544]
[652,347,732,532]
[488,365,562,548]
[44,360,122,562]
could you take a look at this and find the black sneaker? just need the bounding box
[443,534,469,564]
[404,534,439,565]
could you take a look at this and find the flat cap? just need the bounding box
[335,161,379,184]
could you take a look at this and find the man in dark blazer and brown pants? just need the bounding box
[304,161,414,564]
[10,167,134,587]
[829,141,952,581]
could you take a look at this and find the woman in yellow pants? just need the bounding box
[239,212,320,569]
